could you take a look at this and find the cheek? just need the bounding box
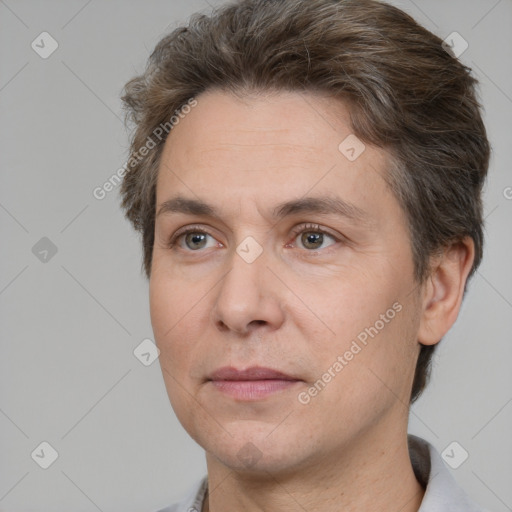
[149,257,203,339]
[149,274,203,424]
[291,261,419,399]
[149,264,217,386]
[149,273,173,346]
[149,268,194,370]
[331,297,420,413]
[288,264,399,347]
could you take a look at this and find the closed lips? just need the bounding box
[208,366,300,381]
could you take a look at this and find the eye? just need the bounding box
[290,223,338,251]
[168,223,341,253]
[168,227,220,251]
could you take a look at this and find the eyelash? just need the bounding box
[167,223,341,252]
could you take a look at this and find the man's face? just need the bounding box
[150,90,423,473]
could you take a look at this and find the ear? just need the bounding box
[417,237,475,346]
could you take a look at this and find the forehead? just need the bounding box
[161,89,355,166]
[155,89,396,223]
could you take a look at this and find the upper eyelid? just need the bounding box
[173,224,215,238]
[289,223,338,239]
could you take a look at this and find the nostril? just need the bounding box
[216,320,230,332]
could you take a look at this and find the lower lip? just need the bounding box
[210,379,299,400]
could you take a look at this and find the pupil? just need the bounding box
[186,233,206,249]
[303,232,322,249]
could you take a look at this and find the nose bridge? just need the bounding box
[211,237,284,333]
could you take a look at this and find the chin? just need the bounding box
[197,421,315,475]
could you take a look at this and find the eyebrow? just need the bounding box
[156,195,370,225]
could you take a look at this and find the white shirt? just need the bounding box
[155,434,488,512]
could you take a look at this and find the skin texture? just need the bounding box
[149,90,474,512]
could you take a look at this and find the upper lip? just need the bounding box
[209,366,299,381]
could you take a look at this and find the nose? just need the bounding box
[211,244,285,336]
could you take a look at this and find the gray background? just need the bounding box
[1,0,511,510]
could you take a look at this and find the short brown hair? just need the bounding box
[120,0,490,402]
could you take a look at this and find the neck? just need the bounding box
[203,428,424,512]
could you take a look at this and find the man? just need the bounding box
[119,0,491,510]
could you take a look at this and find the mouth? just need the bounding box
[207,366,302,401]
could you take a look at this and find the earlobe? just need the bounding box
[417,237,475,346]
